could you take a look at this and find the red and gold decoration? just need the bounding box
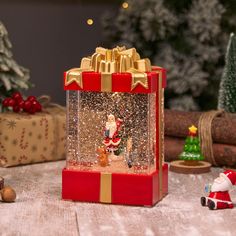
[64,46,166,93]
[62,46,168,206]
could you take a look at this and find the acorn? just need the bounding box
[0,186,16,202]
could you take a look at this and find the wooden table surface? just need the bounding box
[0,161,236,236]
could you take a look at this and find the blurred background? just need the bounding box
[0,0,236,110]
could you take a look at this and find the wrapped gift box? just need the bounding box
[0,107,66,167]
[62,46,168,206]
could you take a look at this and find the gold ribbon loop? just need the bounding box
[135,58,151,72]
[65,68,84,88]
[99,60,116,74]
[80,57,91,70]
[91,53,102,72]
[119,54,134,72]
[128,68,149,90]
[66,46,152,91]
[96,47,108,55]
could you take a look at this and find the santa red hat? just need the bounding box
[221,170,236,186]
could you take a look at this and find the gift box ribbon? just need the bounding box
[38,95,66,162]
[100,172,112,203]
[65,46,152,92]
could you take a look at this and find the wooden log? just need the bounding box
[165,136,236,167]
[165,109,236,145]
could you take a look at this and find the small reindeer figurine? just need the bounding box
[97,147,109,167]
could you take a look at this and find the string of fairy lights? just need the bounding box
[86,2,129,26]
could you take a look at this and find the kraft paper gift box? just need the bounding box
[0,107,66,167]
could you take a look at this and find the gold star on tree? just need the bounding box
[189,125,197,134]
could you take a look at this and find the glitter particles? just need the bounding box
[66,91,157,174]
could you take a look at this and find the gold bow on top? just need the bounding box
[65,46,152,91]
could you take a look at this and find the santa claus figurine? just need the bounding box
[201,170,236,210]
[103,114,122,156]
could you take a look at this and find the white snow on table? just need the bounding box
[0,161,235,236]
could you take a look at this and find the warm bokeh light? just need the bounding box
[87,19,94,25]
[122,2,129,9]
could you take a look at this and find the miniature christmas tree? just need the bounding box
[170,125,210,173]
[179,125,204,164]
[218,33,236,113]
[0,21,30,111]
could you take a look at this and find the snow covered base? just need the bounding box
[1,161,236,235]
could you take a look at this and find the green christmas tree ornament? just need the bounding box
[218,33,236,113]
[170,125,211,174]
[179,125,204,163]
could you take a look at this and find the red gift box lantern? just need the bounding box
[62,47,168,206]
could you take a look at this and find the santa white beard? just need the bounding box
[211,174,232,192]
[106,121,117,138]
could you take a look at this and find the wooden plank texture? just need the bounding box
[0,161,236,236]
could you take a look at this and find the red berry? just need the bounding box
[37,104,42,112]
[18,100,25,109]
[12,92,23,102]
[27,96,37,102]
[23,100,32,112]
[8,98,16,107]
[32,101,42,112]
[15,97,23,105]
[28,106,36,114]
[13,105,20,113]
[2,98,11,107]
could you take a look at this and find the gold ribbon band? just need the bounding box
[100,172,112,203]
[65,46,152,91]
[101,73,112,92]
[157,70,164,200]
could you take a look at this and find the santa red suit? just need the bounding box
[201,170,236,210]
[103,114,122,153]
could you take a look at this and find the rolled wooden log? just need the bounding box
[165,136,236,167]
[165,109,236,145]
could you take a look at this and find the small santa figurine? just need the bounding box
[103,114,122,155]
[201,170,236,210]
